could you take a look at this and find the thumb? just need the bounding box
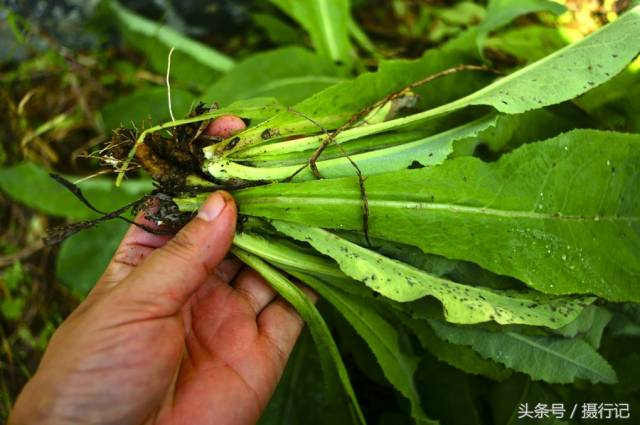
[115,191,237,314]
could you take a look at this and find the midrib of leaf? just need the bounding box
[239,196,639,223]
[316,0,339,61]
[505,332,612,382]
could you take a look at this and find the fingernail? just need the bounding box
[197,192,227,222]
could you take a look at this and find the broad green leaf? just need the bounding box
[336,233,458,279]
[232,249,365,425]
[230,130,640,302]
[466,6,639,114]
[271,220,592,328]
[201,47,344,106]
[0,162,151,220]
[429,320,618,384]
[269,0,353,65]
[205,115,497,181]
[476,0,566,55]
[400,315,512,381]
[101,86,193,132]
[290,271,435,424]
[56,220,128,296]
[103,0,234,74]
[212,9,640,156]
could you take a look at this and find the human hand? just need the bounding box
[9,116,314,425]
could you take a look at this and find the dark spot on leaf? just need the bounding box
[408,160,424,169]
[224,137,240,151]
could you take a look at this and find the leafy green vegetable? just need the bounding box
[205,115,497,181]
[272,220,592,327]
[213,8,640,156]
[229,130,640,302]
[429,320,618,384]
[211,36,489,154]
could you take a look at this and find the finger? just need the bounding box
[184,258,241,326]
[115,191,237,315]
[213,257,243,283]
[232,268,277,315]
[257,286,318,368]
[94,211,171,289]
[206,115,247,138]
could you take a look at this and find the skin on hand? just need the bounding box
[9,117,315,425]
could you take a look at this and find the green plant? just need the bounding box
[3,1,639,423]
[97,6,640,424]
